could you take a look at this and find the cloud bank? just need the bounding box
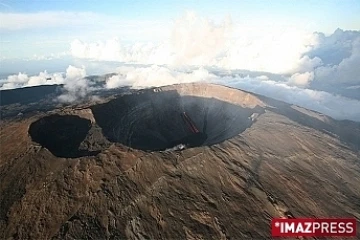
[212,75,360,122]
[70,12,320,74]
[69,13,360,88]
[0,71,65,90]
[70,12,233,66]
[1,63,360,121]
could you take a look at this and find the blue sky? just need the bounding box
[2,0,360,21]
[1,0,360,25]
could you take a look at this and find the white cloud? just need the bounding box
[220,28,321,74]
[0,65,92,103]
[70,38,173,64]
[106,65,215,89]
[57,65,90,103]
[70,12,231,65]
[169,11,232,66]
[0,71,64,90]
[69,12,321,75]
[314,33,360,85]
[65,65,86,80]
[69,12,233,66]
[71,39,119,62]
[289,72,314,87]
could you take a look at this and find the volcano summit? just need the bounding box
[0,83,359,239]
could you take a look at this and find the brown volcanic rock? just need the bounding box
[0,83,359,239]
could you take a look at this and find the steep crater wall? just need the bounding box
[91,88,264,151]
[28,114,98,158]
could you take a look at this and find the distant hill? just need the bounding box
[0,84,63,105]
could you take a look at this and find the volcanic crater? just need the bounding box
[28,114,99,158]
[91,86,265,151]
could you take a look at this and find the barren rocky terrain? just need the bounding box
[0,83,359,239]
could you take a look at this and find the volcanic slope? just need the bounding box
[0,83,359,239]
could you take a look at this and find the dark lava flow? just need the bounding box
[29,114,98,158]
[91,89,264,151]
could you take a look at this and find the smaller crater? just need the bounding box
[28,114,98,158]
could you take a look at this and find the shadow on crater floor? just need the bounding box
[29,114,99,158]
[91,90,264,151]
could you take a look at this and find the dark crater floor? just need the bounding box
[91,89,264,151]
[28,114,99,158]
